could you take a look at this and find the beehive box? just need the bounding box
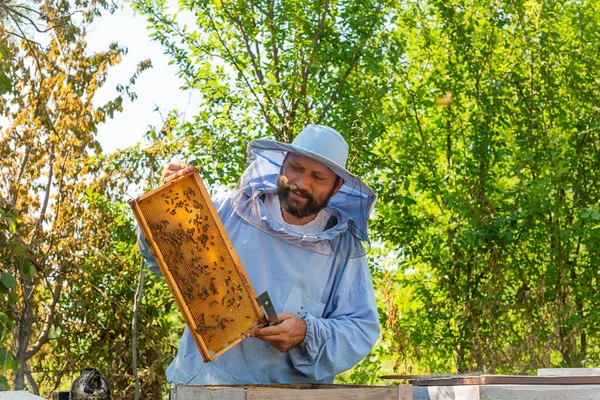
[129,171,267,362]
[171,384,413,400]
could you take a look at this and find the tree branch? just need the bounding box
[0,2,71,34]
[14,276,34,390]
[220,1,285,124]
[35,143,54,230]
[25,364,40,395]
[132,258,145,400]
[315,1,384,123]
[12,17,67,239]
[4,29,43,47]
[25,280,61,359]
[206,10,281,136]
[267,0,280,83]
[11,148,30,208]
[299,0,330,121]
[315,53,359,124]
[302,0,329,85]
[295,28,310,121]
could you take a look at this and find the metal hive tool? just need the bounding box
[129,171,267,362]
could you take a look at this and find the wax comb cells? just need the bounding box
[129,172,266,361]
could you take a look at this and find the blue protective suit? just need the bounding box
[137,164,379,384]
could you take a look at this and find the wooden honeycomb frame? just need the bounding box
[129,171,266,362]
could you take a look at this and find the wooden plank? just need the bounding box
[414,384,600,400]
[413,386,479,400]
[171,384,412,400]
[246,386,411,400]
[173,385,247,400]
[407,374,600,386]
[479,385,600,400]
[538,368,600,377]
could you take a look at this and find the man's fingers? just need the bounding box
[254,326,283,338]
[165,162,184,171]
[160,162,197,184]
[167,166,195,181]
[277,312,296,321]
[264,312,292,324]
[162,174,177,184]
[254,312,306,352]
[254,316,295,337]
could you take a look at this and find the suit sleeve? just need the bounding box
[288,256,380,381]
[137,226,162,275]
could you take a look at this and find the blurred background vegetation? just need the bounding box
[1,0,600,397]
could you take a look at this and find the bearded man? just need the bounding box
[137,124,379,384]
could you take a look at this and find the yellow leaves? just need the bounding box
[96,112,111,128]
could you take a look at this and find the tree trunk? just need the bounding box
[13,277,34,390]
[25,366,40,395]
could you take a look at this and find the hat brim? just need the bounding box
[249,139,369,191]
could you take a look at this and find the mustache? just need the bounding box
[286,184,312,200]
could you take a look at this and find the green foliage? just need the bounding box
[0,0,171,396]
[2,0,600,394]
[134,0,600,381]
[372,0,600,374]
[336,351,384,385]
[0,206,24,390]
[0,45,11,95]
[39,197,178,398]
[131,0,393,185]
[0,274,16,290]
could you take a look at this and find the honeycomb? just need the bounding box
[129,172,266,362]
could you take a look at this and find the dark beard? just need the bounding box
[276,178,336,218]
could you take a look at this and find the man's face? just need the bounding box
[277,153,343,218]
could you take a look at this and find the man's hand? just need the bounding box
[254,312,307,352]
[160,161,197,185]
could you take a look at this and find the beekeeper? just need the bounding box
[138,124,379,384]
